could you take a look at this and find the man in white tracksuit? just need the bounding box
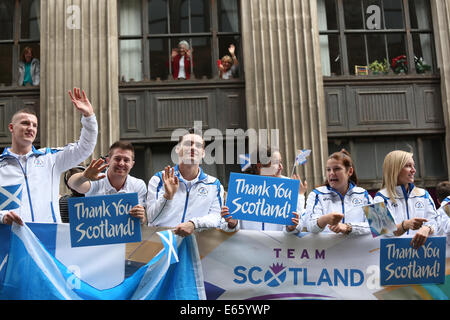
[146,129,224,236]
[0,88,98,225]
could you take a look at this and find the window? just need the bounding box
[328,135,447,191]
[0,0,40,87]
[318,0,436,76]
[118,0,242,82]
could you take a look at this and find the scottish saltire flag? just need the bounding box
[0,223,205,300]
[0,184,23,211]
[295,149,311,165]
[239,154,251,172]
[157,230,179,265]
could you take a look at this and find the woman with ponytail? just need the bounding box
[305,149,372,235]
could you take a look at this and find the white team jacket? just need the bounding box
[374,183,439,236]
[435,196,449,237]
[0,115,98,224]
[305,183,372,235]
[146,165,224,230]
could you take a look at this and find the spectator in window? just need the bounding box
[18,47,40,86]
[218,44,239,79]
[171,40,192,80]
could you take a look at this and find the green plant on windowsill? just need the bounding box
[369,59,390,75]
[415,56,432,74]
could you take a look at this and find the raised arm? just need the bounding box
[67,158,108,194]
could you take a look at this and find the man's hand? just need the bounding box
[2,211,23,226]
[68,88,94,117]
[129,205,147,225]
[174,221,195,237]
[221,206,238,229]
[163,166,179,200]
[83,158,108,181]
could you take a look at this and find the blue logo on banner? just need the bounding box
[380,237,446,286]
[68,193,142,248]
[225,173,299,226]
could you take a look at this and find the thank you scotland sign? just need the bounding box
[225,173,299,226]
[68,193,142,247]
[380,237,446,286]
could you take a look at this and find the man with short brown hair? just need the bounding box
[67,141,147,224]
[0,88,98,225]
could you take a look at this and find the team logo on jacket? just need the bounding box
[352,198,363,206]
[34,157,44,167]
[415,201,424,209]
[197,187,208,197]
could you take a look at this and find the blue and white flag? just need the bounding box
[239,154,251,172]
[157,230,179,266]
[295,149,311,166]
[0,184,23,211]
[0,223,205,300]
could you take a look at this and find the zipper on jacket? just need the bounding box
[181,189,190,223]
[14,156,35,222]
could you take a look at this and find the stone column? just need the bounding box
[40,0,119,160]
[431,0,450,178]
[241,0,328,186]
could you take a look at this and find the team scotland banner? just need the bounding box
[0,223,204,300]
[196,230,450,300]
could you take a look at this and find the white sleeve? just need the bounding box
[190,183,224,231]
[305,191,325,233]
[146,174,170,226]
[54,114,98,174]
[136,179,147,207]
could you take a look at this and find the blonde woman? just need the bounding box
[374,150,438,249]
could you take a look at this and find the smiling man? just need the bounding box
[0,88,98,225]
[67,141,147,224]
[146,129,224,237]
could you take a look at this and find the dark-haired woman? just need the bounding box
[305,149,372,235]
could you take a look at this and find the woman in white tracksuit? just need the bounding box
[221,148,306,233]
[305,149,372,236]
[373,150,439,249]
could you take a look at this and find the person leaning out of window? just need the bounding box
[18,47,40,86]
[218,44,239,80]
[374,150,439,249]
[171,40,192,80]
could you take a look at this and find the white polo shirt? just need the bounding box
[86,172,147,207]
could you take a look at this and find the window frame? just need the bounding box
[319,0,437,77]
[118,0,243,83]
[0,0,40,87]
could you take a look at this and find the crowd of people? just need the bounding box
[0,92,449,250]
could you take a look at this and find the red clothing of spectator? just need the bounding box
[172,54,192,80]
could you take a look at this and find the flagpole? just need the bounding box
[290,163,296,178]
